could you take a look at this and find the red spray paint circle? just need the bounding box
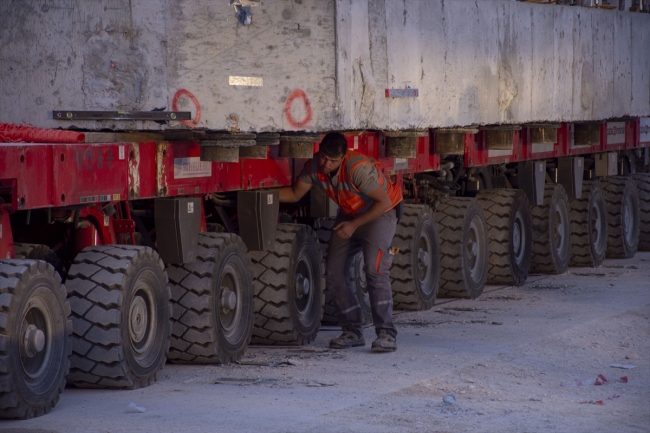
[284,89,312,128]
[172,89,201,128]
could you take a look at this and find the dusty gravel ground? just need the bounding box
[4,252,650,433]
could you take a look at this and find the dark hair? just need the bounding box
[319,132,348,158]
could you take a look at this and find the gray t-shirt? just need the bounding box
[298,158,380,195]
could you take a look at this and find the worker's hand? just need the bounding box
[333,221,357,239]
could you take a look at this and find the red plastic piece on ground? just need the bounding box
[579,400,605,405]
[0,122,85,143]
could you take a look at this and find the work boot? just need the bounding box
[329,330,365,349]
[371,330,396,353]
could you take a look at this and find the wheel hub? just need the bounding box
[295,273,310,298]
[467,239,478,258]
[23,324,45,358]
[20,299,53,380]
[221,289,238,313]
[418,248,430,269]
[129,296,148,344]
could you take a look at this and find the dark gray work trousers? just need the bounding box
[326,209,398,337]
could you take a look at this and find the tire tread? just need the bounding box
[0,260,71,419]
[167,233,253,364]
[66,246,170,389]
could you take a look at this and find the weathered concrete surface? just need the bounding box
[337,0,650,130]
[164,0,337,132]
[0,1,648,132]
[3,252,649,432]
[0,0,170,132]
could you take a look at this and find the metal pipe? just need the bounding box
[211,196,236,207]
[440,161,455,170]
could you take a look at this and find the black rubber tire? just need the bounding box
[477,189,532,286]
[65,246,171,388]
[569,180,608,267]
[0,260,71,419]
[390,204,441,310]
[278,212,295,224]
[530,184,572,275]
[166,233,253,364]
[631,174,650,251]
[206,223,226,233]
[346,251,372,324]
[314,219,371,326]
[601,176,640,258]
[250,224,323,345]
[13,244,64,276]
[435,198,488,299]
[313,219,338,325]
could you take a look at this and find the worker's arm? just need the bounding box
[278,180,312,203]
[333,185,391,239]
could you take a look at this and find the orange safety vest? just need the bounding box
[307,150,402,216]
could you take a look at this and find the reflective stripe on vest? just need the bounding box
[308,150,402,216]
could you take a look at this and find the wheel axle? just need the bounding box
[295,273,310,298]
[221,289,238,313]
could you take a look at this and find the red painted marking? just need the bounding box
[171,89,201,128]
[284,89,312,128]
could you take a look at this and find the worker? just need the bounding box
[278,132,403,352]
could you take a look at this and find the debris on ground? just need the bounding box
[561,374,628,387]
[125,401,146,414]
[609,364,636,369]
[579,395,620,405]
[213,377,279,386]
[442,394,457,405]
[305,381,337,387]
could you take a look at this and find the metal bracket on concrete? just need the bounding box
[53,111,191,121]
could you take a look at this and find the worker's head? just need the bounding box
[318,132,348,174]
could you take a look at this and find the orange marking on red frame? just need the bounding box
[284,89,312,128]
[171,89,201,128]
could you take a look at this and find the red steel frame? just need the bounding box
[0,118,647,259]
[462,118,649,168]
